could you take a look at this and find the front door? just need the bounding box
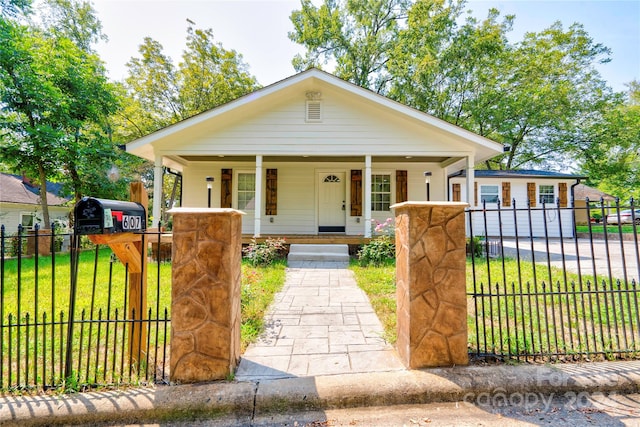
[318,172,346,233]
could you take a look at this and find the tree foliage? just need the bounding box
[574,82,640,201]
[0,0,123,226]
[290,0,623,175]
[289,0,410,92]
[118,23,260,141]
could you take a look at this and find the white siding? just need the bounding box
[0,203,70,232]
[450,177,577,238]
[155,86,472,158]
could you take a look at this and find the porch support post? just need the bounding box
[254,155,263,237]
[152,154,163,228]
[364,155,372,238]
[466,155,475,206]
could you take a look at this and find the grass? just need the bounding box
[575,224,638,234]
[240,260,286,351]
[0,247,286,390]
[350,259,397,344]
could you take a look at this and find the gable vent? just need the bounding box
[306,100,322,122]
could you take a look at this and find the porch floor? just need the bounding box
[242,234,371,245]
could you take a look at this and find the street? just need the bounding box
[129,392,640,427]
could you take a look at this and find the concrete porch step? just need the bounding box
[287,244,350,267]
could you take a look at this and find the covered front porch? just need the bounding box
[151,154,479,239]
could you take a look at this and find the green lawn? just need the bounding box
[575,224,638,234]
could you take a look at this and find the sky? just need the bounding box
[91,0,640,92]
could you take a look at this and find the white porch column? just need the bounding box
[466,155,475,206]
[152,155,163,228]
[254,155,263,237]
[364,155,372,238]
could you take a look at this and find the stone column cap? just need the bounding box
[391,201,469,210]
[167,207,246,215]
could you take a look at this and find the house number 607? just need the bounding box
[122,215,141,230]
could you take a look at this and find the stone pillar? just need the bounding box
[392,201,469,368]
[169,208,244,382]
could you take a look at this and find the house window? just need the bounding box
[237,173,256,210]
[539,185,555,205]
[21,212,36,230]
[480,185,499,204]
[371,174,391,211]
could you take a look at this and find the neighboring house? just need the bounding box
[126,68,503,237]
[448,170,586,237]
[0,173,70,233]
[572,184,617,224]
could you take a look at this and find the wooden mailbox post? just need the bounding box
[78,183,148,364]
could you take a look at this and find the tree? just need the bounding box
[574,81,640,201]
[118,23,260,137]
[0,1,121,226]
[116,22,260,221]
[389,2,617,170]
[289,0,411,93]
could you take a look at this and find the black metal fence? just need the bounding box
[0,225,171,391]
[467,198,640,362]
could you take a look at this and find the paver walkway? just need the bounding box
[235,265,405,381]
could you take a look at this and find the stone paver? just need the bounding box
[235,266,405,381]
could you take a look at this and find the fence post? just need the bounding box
[129,182,148,364]
[169,208,243,382]
[392,201,469,368]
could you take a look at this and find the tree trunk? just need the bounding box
[38,162,51,228]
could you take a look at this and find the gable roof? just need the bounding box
[449,169,586,180]
[0,173,69,206]
[126,68,503,167]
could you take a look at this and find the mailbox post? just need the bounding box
[73,184,149,367]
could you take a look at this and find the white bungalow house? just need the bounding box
[126,68,503,238]
[0,173,70,232]
[448,169,585,237]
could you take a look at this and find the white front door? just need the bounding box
[318,172,346,233]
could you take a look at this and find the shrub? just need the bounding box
[242,237,287,266]
[466,236,484,258]
[358,235,395,266]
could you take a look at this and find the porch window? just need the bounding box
[237,173,256,210]
[480,185,499,204]
[21,212,35,230]
[371,174,391,211]
[539,185,555,205]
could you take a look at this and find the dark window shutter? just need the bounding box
[396,170,408,203]
[474,181,478,206]
[559,182,567,207]
[350,170,362,216]
[221,169,232,208]
[502,182,511,207]
[266,169,277,215]
[527,182,536,207]
[452,183,461,202]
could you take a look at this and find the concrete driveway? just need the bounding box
[499,238,640,285]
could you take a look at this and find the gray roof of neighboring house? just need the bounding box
[449,169,587,180]
[573,184,617,201]
[0,173,69,206]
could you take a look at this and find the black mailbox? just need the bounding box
[75,197,146,235]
